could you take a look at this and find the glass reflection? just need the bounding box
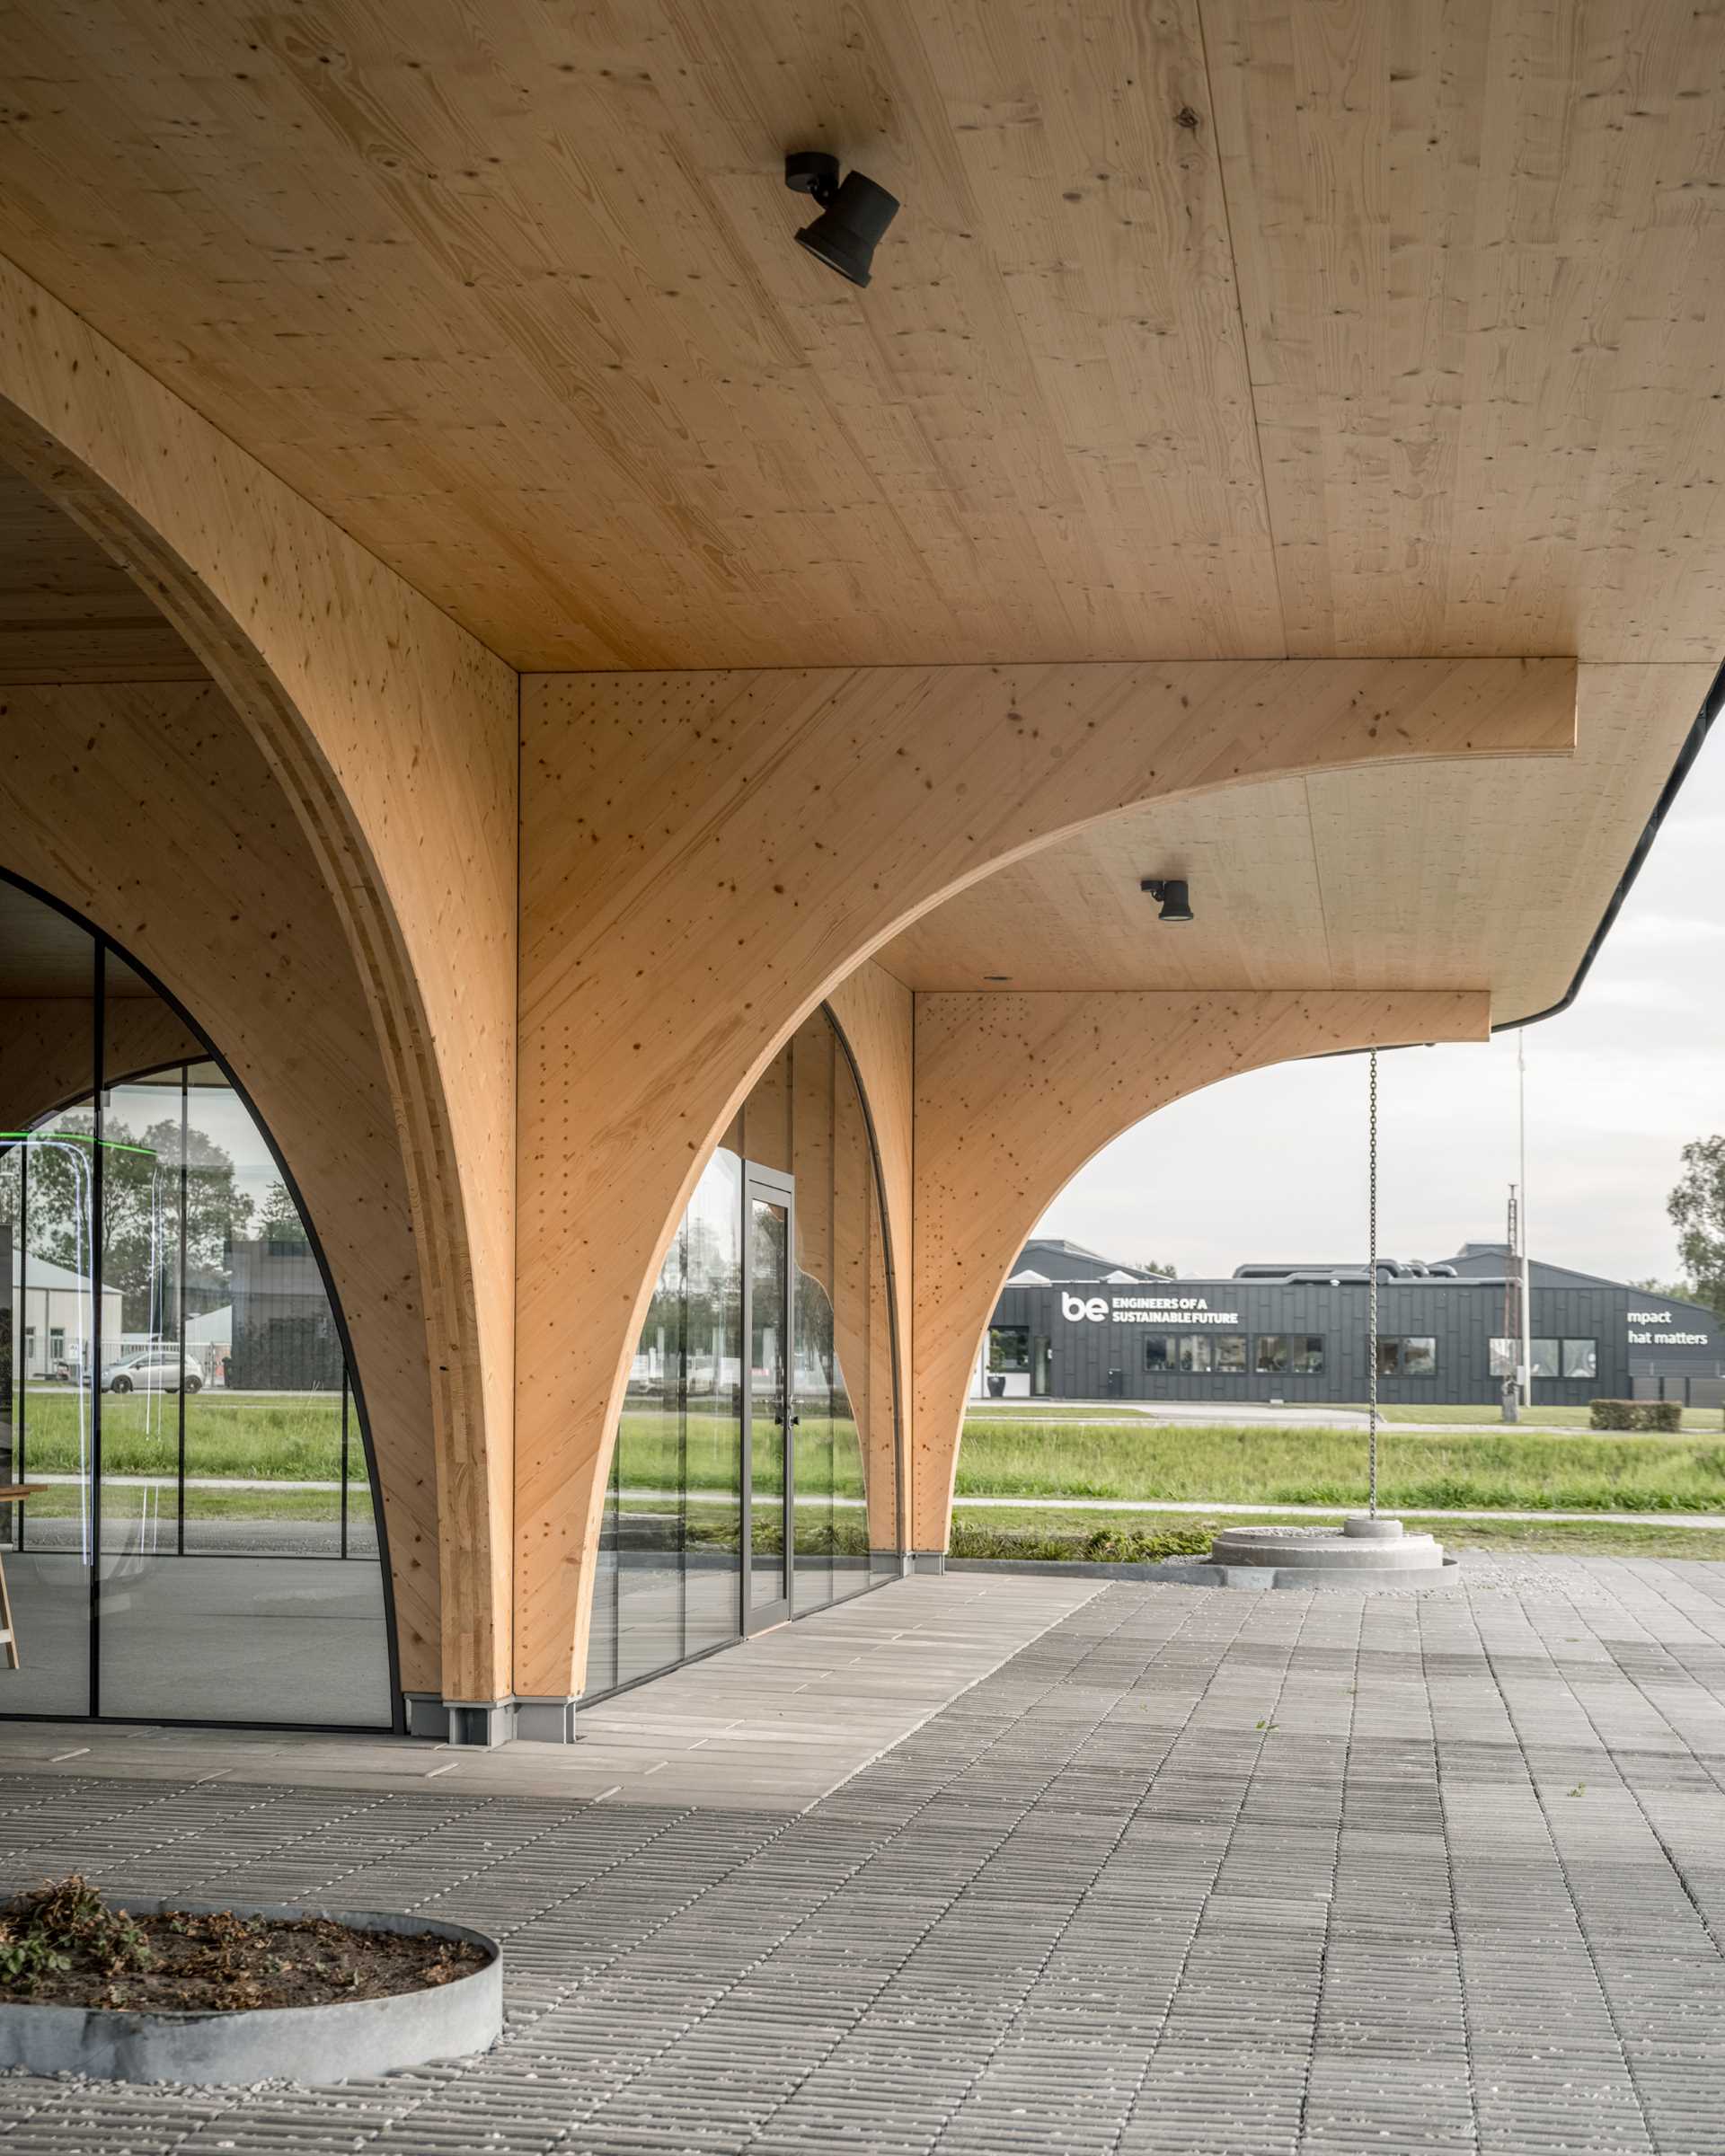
[0,1076,97,1715]
[602,1008,899,1696]
[617,1218,686,1683]
[748,1196,791,1615]
[0,873,391,1729]
[684,1152,741,1654]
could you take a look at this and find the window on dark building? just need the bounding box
[1260,1335,1324,1374]
[1145,1335,1174,1371]
[1177,1335,1212,1373]
[987,1326,1030,1374]
[1529,1338,1560,1378]
[1488,1337,1517,1377]
[1377,1336,1437,1377]
[1561,1339,1597,1379]
[1213,1333,1247,1373]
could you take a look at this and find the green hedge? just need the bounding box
[949,1520,1216,1566]
[1590,1399,1684,1434]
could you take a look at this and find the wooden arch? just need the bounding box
[517,664,1573,1695]
[0,258,518,1704]
[907,990,1491,1552]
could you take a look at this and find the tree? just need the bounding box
[1666,1137,1725,1320]
[1137,1259,1177,1278]
[256,1180,309,1247]
[20,1109,254,1331]
[1630,1277,1701,1306]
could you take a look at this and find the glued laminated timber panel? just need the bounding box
[0,4,1721,669]
[880,662,1711,1021]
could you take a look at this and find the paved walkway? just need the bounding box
[1,1559,1723,2152]
[0,1573,1095,1806]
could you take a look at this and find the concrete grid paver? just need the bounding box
[0,1559,1721,2152]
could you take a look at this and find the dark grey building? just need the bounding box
[226,1235,345,1392]
[982,1241,1725,1409]
[1000,1237,1168,1287]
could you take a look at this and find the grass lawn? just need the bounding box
[954,1414,1725,1515]
[950,1504,1725,1564]
[13,1387,350,1480]
[1340,1401,1723,1434]
[12,1389,1721,1554]
[14,1484,370,1524]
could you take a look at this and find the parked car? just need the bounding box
[84,1349,204,1394]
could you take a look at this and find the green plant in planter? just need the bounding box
[0,1875,154,1996]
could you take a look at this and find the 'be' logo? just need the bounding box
[1061,1293,1110,1322]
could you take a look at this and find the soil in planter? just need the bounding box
[0,1875,488,2013]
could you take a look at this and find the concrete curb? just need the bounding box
[944,1554,1464,1592]
[0,1901,501,2086]
[944,1556,1199,1580]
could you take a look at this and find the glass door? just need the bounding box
[0,1091,98,1716]
[743,1169,794,1631]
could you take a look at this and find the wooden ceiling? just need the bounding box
[1,3,1721,671]
[0,879,164,997]
[880,662,1710,1021]
[0,466,206,685]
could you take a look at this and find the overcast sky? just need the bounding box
[1038,727,1725,1286]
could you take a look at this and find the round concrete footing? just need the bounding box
[0,1901,502,2085]
[1185,1518,1459,1594]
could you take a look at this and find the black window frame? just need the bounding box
[986,1324,1031,1374]
[1561,1337,1597,1380]
[1377,1335,1438,1379]
[1258,1334,1325,1375]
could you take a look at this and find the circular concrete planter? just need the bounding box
[0,1900,501,2086]
[1200,1516,1461,1593]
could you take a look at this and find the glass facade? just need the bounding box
[588,1005,901,1698]
[0,874,392,1727]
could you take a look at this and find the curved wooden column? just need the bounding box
[0,258,518,1704]
[909,989,1491,1552]
[0,681,447,1686]
[518,659,1571,1697]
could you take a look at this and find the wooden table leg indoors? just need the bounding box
[0,1488,50,1670]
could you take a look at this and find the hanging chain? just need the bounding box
[1367,1048,1379,1518]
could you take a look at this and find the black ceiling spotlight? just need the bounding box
[785,151,900,287]
[1141,877,1195,924]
